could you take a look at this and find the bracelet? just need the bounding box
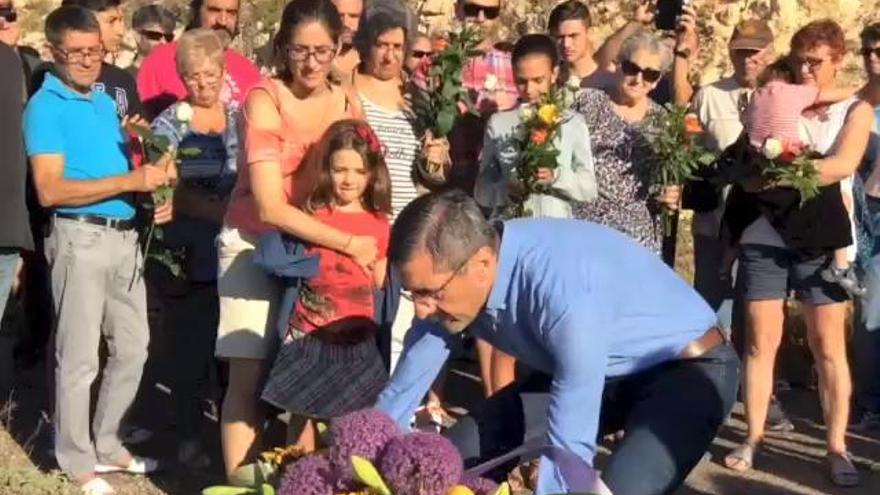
[342,235,353,253]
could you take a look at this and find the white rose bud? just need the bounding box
[484,73,498,92]
[176,102,194,123]
[519,104,535,121]
[762,137,783,160]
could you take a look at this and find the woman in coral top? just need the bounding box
[216,0,369,479]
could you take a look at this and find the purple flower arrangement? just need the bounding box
[276,409,504,495]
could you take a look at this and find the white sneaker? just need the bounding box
[81,477,115,495]
[95,455,159,475]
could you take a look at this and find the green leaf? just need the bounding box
[435,109,457,137]
[259,483,275,495]
[178,147,202,158]
[351,456,391,495]
[493,482,511,495]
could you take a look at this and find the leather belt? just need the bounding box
[678,326,728,359]
[54,213,137,231]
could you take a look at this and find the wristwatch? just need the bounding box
[674,48,692,60]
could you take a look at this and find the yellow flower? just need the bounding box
[447,486,476,495]
[537,104,560,126]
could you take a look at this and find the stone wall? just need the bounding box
[14,0,880,86]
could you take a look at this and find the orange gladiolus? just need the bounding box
[684,113,703,135]
[530,128,549,145]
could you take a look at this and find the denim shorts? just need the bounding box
[739,244,848,304]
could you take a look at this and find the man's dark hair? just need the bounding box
[512,33,560,68]
[548,0,591,33]
[132,4,177,33]
[45,6,101,47]
[390,189,498,272]
[60,0,121,13]
[861,23,880,49]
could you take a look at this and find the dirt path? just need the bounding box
[2,354,879,494]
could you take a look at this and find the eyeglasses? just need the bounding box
[861,47,880,59]
[139,30,173,42]
[183,70,222,85]
[462,3,501,20]
[409,255,472,305]
[620,59,662,83]
[411,50,433,59]
[287,44,336,63]
[0,7,17,22]
[790,56,828,71]
[54,46,105,64]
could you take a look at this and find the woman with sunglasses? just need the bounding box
[572,31,680,254]
[216,0,370,480]
[130,4,176,76]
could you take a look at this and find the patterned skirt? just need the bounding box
[261,329,389,419]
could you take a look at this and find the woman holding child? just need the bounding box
[723,20,873,487]
[215,0,371,479]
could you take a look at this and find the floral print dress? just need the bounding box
[572,88,665,253]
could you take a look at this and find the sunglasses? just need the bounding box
[462,3,501,20]
[139,30,173,42]
[861,47,880,59]
[0,7,17,22]
[620,59,662,83]
[411,50,433,59]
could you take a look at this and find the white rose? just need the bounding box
[762,137,783,160]
[483,73,498,92]
[519,104,535,121]
[175,102,194,123]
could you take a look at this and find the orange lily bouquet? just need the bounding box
[757,137,821,205]
[507,88,567,218]
[644,103,715,235]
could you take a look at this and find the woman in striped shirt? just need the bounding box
[350,0,450,425]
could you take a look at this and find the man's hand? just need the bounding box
[675,4,699,57]
[127,165,170,193]
[153,198,174,225]
[535,168,555,185]
[634,1,656,26]
[658,185,682,211]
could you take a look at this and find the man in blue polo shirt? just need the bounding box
[23,6,172,493]
[376,190,739,495]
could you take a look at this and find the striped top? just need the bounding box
[745,80,818,148]
[359,94,420,221]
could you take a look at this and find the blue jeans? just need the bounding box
[0,249,20,320]
[446,344,740,495]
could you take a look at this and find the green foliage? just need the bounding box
[507,89,568,218]
[409,24,483,139]
[644,103,715,235]
[761,152,822,205]
[0,467,77,495]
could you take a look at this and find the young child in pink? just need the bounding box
[744,59,862,296]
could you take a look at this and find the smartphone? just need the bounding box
[655,0,686,31]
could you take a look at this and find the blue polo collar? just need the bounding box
[485,221,515,314]
[42,72,93,101]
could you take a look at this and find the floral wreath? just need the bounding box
[355,124,386,158]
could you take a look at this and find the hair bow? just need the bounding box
[356,124,384,155]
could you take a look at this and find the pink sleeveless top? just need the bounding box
[224,78,361,236]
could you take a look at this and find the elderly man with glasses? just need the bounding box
[376,189,739,495]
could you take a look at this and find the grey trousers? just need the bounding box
[46,218,149,477]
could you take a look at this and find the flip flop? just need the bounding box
[827,452,859,487]
[723,442,758,472]
[95,455,159,475]
[81,477,115,495]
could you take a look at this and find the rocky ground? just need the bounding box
[1,344,879,495]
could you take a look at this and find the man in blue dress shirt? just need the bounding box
[376,190,739,495]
